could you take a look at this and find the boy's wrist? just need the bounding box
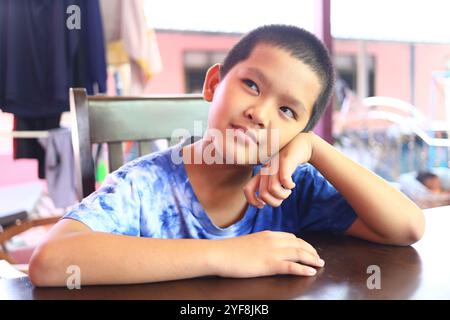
[284,131,315,165]
[205,239,226,276]
[307,132,325,166]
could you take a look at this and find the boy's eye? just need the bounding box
[280,106,296,119]
[242,79,260,94]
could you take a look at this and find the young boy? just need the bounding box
[29,25,424,287]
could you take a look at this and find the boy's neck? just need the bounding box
[181,138,254,189]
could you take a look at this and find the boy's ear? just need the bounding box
[202,63,221,102]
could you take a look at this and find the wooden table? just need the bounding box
[1,206,449,300]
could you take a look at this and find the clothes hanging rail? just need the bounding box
[0,130,50,138]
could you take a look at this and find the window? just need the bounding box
[335,54,376,97]
[184,51,227,93]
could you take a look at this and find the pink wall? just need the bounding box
[415,44,449,120]
[334,40,450,119]
[334,40,411,101]
[146,31,240,94]
[368,42,411,102]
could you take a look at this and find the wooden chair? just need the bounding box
[0,170,59,265]
[0,216,59,265]
[70,88,210,199]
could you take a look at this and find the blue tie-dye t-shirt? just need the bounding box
[63,142,357,239]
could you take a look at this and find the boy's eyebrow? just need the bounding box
[246,67,307,114]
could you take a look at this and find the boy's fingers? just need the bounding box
[243,174,265,208]
[276,261,317,276]
[278,159,296,190]
[296,238,319,258]
[278,236,319,259]
[282,247,325,268]
[259,174,284,207]
[270,231,297,239]
[268,174,292,199]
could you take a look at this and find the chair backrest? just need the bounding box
[70,88,210,199]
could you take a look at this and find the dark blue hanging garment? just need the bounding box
[0,0,107,118]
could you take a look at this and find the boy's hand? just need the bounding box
[213,231,324,278]
[244,132,314,208]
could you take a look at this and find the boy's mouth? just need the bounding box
[229,124,259,145]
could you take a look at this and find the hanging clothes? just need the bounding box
[0,0,107,179]
[39,127,78,208]
[99,0,162,95]
[68,0,108,96]
[0,0,107,117]
[13,114,61,179]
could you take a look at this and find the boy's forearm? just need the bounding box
[308,132,424,241]
[30,232,219,286]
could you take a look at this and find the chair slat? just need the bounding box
[138,140,152,157]
[88,98,209,143]
[108,142,124,172]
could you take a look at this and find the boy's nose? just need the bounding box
[244,105,270,128]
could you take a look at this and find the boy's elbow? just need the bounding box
[29,243,61,287]
[399,209,425,246]
[379,209,425,246]
[408,212,425,244]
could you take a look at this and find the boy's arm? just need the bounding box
[29,219,217,286]
[308,133,424,246]
[29,219,323,286]
[244,132,424,246]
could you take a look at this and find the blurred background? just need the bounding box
[0,0,449,263]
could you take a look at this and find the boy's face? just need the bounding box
[203,44,321,165]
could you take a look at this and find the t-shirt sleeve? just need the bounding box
[294,164,358,234]
[63,168,141,235]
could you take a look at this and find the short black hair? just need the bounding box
[416,171,438,186]
[220,24,335,132]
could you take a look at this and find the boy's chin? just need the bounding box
[221,150,268,166]
[209,139,276,165]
